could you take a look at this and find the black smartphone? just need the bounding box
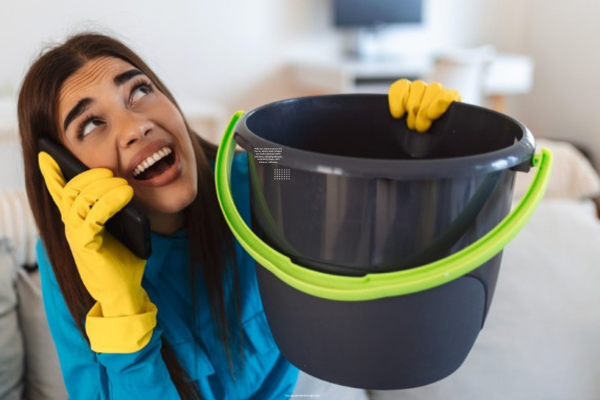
[39,137,152,260]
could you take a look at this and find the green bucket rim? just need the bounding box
[215,111,553,302]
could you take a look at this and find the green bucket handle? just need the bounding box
[215,111,553,301]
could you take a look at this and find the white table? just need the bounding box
[290,52,534,111]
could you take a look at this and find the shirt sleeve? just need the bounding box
[36,240,181,399]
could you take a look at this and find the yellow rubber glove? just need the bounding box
[39,151,156,353]
[388,79,462,133]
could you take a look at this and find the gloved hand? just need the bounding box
[389,79,461,133]
[39,151,156,353]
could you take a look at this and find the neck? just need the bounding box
[149,211,185,235]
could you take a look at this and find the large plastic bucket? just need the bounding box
[215,96,552,390]
[233,96,532,276]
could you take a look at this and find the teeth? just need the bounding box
[133,146,172,177]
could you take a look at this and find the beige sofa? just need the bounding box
[0,189,67,400]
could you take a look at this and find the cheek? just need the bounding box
[70,143,119,172]
[153,100,197,167]
[154,97,188,135]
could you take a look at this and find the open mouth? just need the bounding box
[133,146,177,181]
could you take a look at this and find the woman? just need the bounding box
[18,32,458,399]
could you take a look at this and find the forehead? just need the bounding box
[57,57,136,117]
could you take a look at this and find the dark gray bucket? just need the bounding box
[227,95,537,389]
[234,95,534,277]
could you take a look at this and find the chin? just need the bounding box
[158,188,197,214]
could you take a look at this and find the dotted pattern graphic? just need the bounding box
[274,168,290,180]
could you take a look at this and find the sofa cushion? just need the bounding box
[513,138,600,200]
[0,247,24,400]
[16,268,68,400]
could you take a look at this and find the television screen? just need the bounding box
[334,0,423,27]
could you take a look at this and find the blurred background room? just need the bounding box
[1,1,600,400]
[1,0,599,162]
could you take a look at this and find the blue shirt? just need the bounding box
[37,151,299,399]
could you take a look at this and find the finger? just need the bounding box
[62,168,115,216]
[67,168,115,193]
[67,177,130,227]
[405,80,427,130]
[84,184,134,238]
[388,79,411,118]
[426,89,462,120]
[38,152,66,208]
[415,83,444,133]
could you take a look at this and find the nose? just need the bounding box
[117,111,154,148]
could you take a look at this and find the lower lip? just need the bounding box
[132,151,182,187]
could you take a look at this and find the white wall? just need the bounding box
[2,0,600,167]
[0,0,491,110]
[0,0,308,110]
[521,0,600,168]
[472,0,600,168]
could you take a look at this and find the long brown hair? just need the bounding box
[18,32,242,399]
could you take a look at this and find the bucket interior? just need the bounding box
[236,95,532,275]
[245,95,524,161]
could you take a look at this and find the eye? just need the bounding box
[77,116,103,139]
[130,81,154,103]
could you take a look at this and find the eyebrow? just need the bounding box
[63,98,93,132]
[113,69,143,86]
[62,69,144,132]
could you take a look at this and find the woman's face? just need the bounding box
[56,57,198,234]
